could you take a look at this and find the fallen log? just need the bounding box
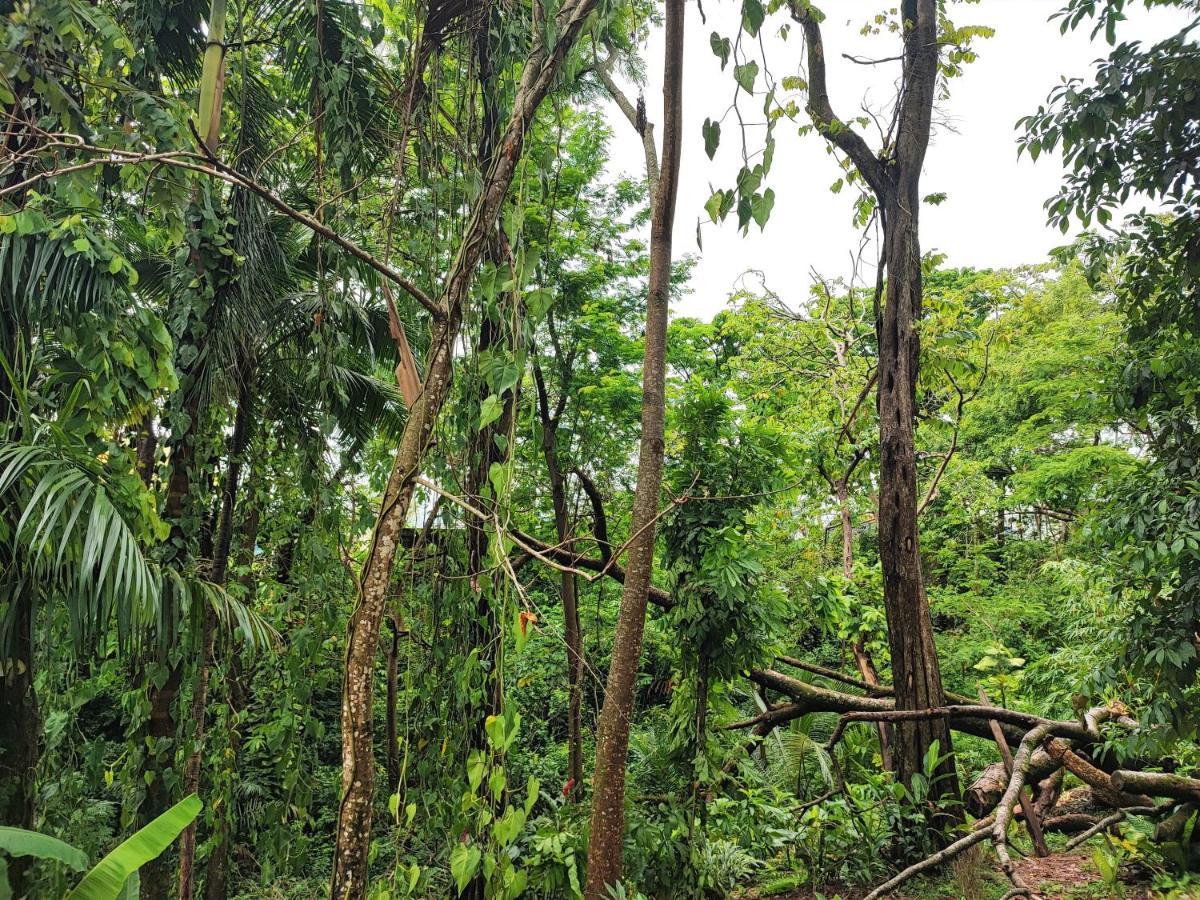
[1155,802,1198,843]
[747,669,1093,752]
[1045,741,1155,809]
[1111,770,1200,803]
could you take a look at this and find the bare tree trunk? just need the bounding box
[790,0,959,832]
[330,6,600,896]
[548,431,585,793]
[143,384,202,900]
[584,2,684,894]
[533,360,585,795]
[384,617,401,796]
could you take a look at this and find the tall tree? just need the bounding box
[584,0,685,893]
[330,3,603,896]
[785,0,961,821]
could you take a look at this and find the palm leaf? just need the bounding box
[0,439,160,652]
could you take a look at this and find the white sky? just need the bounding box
[601,0,1193,319]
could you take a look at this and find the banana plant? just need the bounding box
[0,794,201,900]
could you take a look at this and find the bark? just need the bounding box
[136,412,158,487]
[791,0,960,826]
[1155,802,1199,842]
[977,686,1048,857]
[329,5,600,897]
[143,383,202,900]
[1111,770,1200,804]
[385,617,402,795]
[583,1,683,894]
[179,372,253,900]
[0,589,37,897]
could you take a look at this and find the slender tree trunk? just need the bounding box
[584,3,684,894]
[203,500,259,900]
[330,9,599,895]
[143,384,201,900]
[0,589,37,897]
[178,372,253,900]
[384,617,401,796]
[546,440,584,793]
[534,360,585,795]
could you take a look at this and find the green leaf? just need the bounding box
[449,844,480,894]
[734,61,759,94]
[478,395,503,430]
[702,118,721,160]
[741,0,765,37]
[66,794,201,900]
[751,188,776,230]
[709,32,731,69]
[704,190,728,224]
[0,827,88,871]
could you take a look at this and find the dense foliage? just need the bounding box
[1,0,1199,898]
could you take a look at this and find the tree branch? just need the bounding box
[787,2,890,199]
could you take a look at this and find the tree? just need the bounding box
[584,0,685,893]
[330,3,604,896]
[785,0,961,824]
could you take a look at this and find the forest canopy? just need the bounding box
[1,1,1199,899]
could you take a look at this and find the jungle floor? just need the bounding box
[741,848,1176,899]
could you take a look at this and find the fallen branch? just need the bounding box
[1110,770,1200,804]
[862,817,995,900]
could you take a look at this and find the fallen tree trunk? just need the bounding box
[1111,770,1200,803]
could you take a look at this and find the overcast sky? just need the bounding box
[600,0,1192,319]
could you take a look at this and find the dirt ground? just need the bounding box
[748,850,1169,899]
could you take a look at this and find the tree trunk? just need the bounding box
[547,437,584,794]
[136,412,158,488]
[583,2,683,894]
[203,500,259,900]
[142,384,201,900]
[792,0,958,824]
[329,7,600,895]
[179,372,253,900]
[877,185,960,818]
[0,589,37,898]
[384,617,401,796]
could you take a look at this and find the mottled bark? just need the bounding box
[330,5,601,896]
[583,1,684,894]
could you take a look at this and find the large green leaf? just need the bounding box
[65,795,201,900]
[0,827,89,870]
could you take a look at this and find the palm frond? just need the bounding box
[0,439,159,653]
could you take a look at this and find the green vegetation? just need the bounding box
[1,0,1199,898]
